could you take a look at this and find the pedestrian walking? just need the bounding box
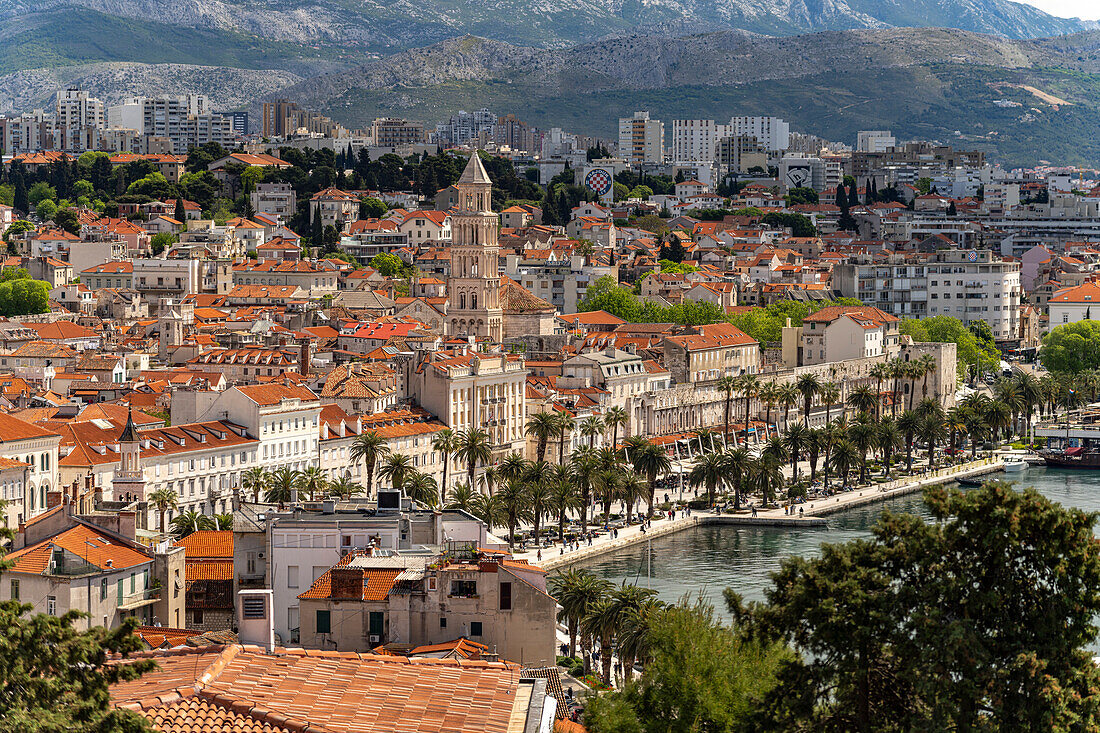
[751,504,757,518]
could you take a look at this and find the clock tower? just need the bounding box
[447,153,503,343]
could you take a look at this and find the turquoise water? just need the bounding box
[578,467,1100,611]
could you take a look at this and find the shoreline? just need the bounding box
[526,456,1004,571]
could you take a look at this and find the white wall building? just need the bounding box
[728,116,789,152]
[618,112,664,164]
[856,130,895,153]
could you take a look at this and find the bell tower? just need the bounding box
[447,152,503,343]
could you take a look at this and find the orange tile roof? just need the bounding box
[186,560,233,582]
[111,645,524,733]
[0,412,61,442]
[298,568,401,601]
[7,523,150,574]
[235,383,318,406]
[175,530,233,559]
[134,626,202,649]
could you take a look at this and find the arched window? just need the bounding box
[460,293,466,309]
[471,294,477,309]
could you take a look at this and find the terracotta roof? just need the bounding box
[175,530,233,559]
[7,522,150,574]
[298,568,401,601]
[235,384,318,406]
[1049,281,1100,304]
[135,626,202,649]
[111,645,525,733]
[803,304,899,326]
[186,560,233,582]
[0,411,61,442]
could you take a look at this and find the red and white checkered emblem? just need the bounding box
[584,169,613,196]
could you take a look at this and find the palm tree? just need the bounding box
[919,412,947,469]
[1014,371,1042,437]
[820,381,841,424]
[499,478,530,550]
[617,597,665,680]
[328,475,364,500]
[241,467,268,503]
[691,429,718,457]
[349,431,389,499]
[295,466,328,502]
[554,411,576,465]
[905,360,924,411]
[717,375,737,447]
[500,452,528,481]
[431,428,456,506]
[688,450,725,507]
[795,373,820,427]
[961,394,991,458]
[986,400,1012,443]
[170,510,213,538]
[875,418,902,477]
[777,383,798,430]
[214,513,233,530]
[525,461,554,544]
[758,381,778,441]
[820,423,839,490]
[549,569,610,661]
[737,374,760,443]
[890,359,906,416]
[619,473,647,525]
[782,423,810,482]
[946,407,968,458]
[570,446,598,533]
[724,446,751,510]
[579,416,604,448]
[606,583,658,682]
[446,481,477,511]
[848,419,876,485]
[626,436,671,518]
[379,453,415,493]
[472,493,504,532]
[869,363,891,419]
[405,470,438,507]
[265,467,297,504]
[750,453,784,506]
[594,468,621,523]
[525,411,557,464]
[898,410,921,471]
[455,428,492,490]
[548,469,579,542]
[995,378,1023,437]
[604,406,630,451]
[830,438,859,487]
[581,596,618,685]
[917,353,938,402]
[479,465,499,497]
[847,384,878,417]
[149,488,178,535]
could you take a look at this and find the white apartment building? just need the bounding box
[1048,281,1100,327]
[618,112,664,164]
[56,88,105,129]
[926,250,1022,342]
[0,413,61,524]
[251,183,297,221]
[728,116,789,152]
[504,253,617,314]
[800,305,900,366]
[856,130,895,153]
[106,95,232,154]
[671,119,729,163]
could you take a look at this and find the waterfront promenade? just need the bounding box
[518,456,1004,571]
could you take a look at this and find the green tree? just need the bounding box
[170,510,214,538]
[350,430,389,498]
[3,220,34,244]
[150,232,177,255]
[27,181,56,207]
[265,467,298,504]
[585,599,786,733]
[900,315,999,374]
[1040,320,1100,373]
[35,198,57,222]
[744,481,1100,731]
[368,252,408,277]
[359,196,387,219]
[148,488,178,535]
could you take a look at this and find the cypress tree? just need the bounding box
[13,174,27,216]
[174,197,186,223]
[847,184,861,210]
[834,183,847,208]
[867,177,878,204]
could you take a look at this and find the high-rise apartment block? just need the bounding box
[857,130,896,153]
[618,111,664,164]
[55,88,105,129]
[728,116,789,152]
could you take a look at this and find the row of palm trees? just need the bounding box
[549,568,663,686]
[441,436,671,550]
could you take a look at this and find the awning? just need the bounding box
[1067,447,1084,456]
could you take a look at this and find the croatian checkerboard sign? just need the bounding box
[584,167,615,203]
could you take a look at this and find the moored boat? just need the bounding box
[1004,459,1028,472]
[1040,448,1100,469]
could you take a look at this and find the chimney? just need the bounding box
[329,567,365,599]
[299,337,311,377]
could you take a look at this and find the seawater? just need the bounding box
[579,466,1100,612]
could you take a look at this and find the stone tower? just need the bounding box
[112,406,146,504]
[447,153,503,343]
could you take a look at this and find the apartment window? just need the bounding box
[130,572,136,594]
[439,616,447,629]
[192,609,204,625]
[316,610,331,634]
[47,596,56,616]
[470,621,483,637]
[451,580,477,597]
[288,566,299,588]
[500,582,512,610]
[100,578,108,601]
[10,579,18,600]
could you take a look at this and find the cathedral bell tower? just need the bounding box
[447,152,503,343]
[112,406,147,505]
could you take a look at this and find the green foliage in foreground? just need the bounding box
[1040,320,1100,373]
[735,481,1100,731]
[584,601,788,733]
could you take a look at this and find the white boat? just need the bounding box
[1004,460,1028,472]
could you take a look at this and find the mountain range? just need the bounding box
[3,1,1100,165]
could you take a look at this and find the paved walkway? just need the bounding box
[516,456,1003,571]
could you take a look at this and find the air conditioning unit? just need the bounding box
[369,635,380,643]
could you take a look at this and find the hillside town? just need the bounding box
[3,90,1100,732]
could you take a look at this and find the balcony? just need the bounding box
[118,587,161,611]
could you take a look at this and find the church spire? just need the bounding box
[459,151,491,186]
[119,405,138,443]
